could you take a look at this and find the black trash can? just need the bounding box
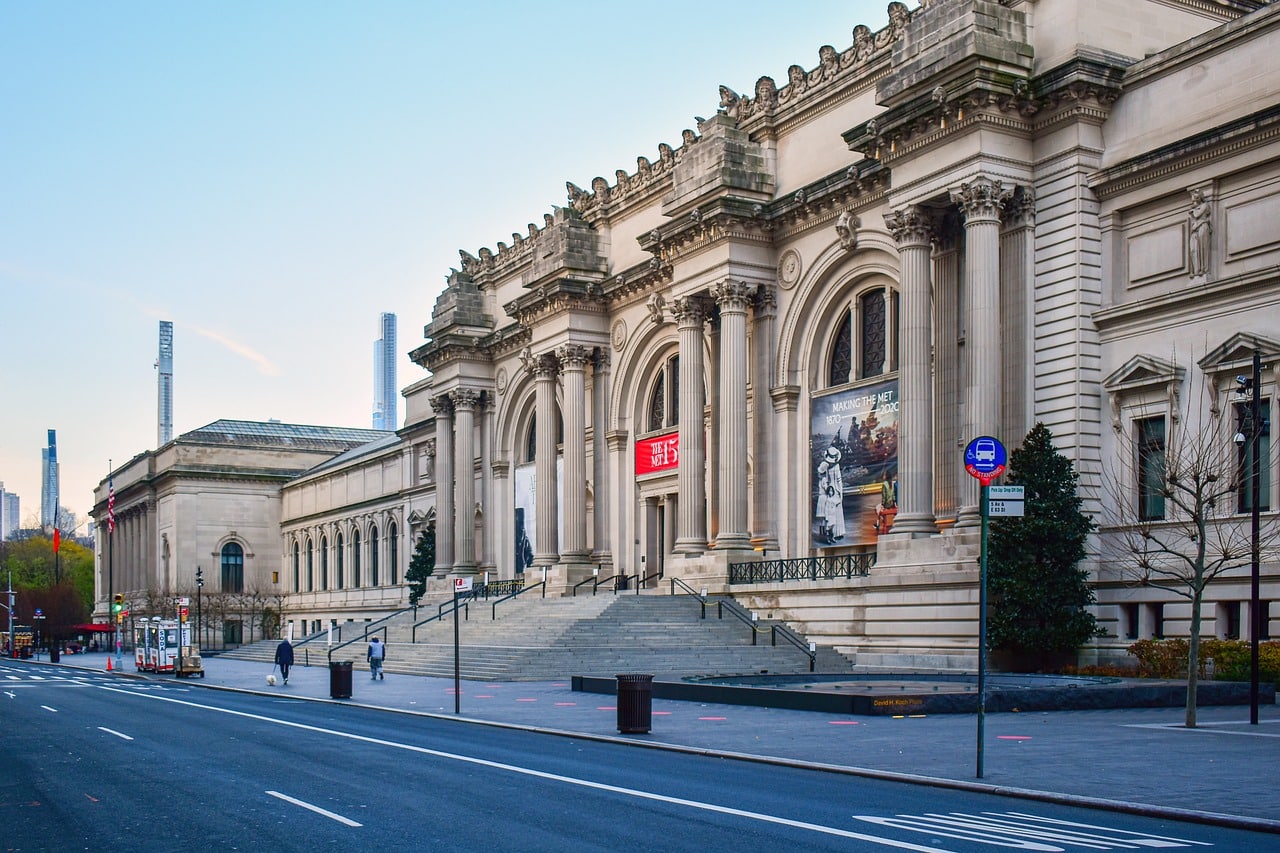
[616,673,654,734]
[50,646,60,663]
[329,660,353,699]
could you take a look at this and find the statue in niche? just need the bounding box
[1188,188,1212,280]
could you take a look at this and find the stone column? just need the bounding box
[533,353,560,567]
[711,279,756,551]
[1001,186,1036,445]
[431,394,455,573]
[706,314,721,544]
[591,348,613,572]
[884,205,938,536]
[951,177,1011,527]
[672,296,708,555]
[558,344,591,562]
[450,387,479,574]
[751,285,780,553]
[480,394,495,574]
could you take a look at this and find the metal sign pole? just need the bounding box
[453,588,461,715]
[977,481,990,779]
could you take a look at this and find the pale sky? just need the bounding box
[1,0,891,527]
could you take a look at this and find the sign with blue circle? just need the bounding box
[964,436,1007,485]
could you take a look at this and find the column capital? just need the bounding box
[448,387,480,410]
[710,279,758,313]
[556,343,592,369]
[532,352,559,379]
[671,294,708,327]
[430,393,454,417]
[883,205,935,247]
[754,283,777,315]
[1003,185,1035,228]
[591,346,611,373]
[950,177,1012,224]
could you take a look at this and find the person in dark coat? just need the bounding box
[274,638,295,684]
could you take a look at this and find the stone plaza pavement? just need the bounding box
[47,651,1280,832]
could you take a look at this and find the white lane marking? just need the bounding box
[851,811,1213,851]
[30,675,45,680]
[266,790,362,827]
[97,726,134,741]
[97,686,954,852]
[6,675,19,680]
[4,691,14,699]
[1125,722,1280,739]
[41,705,58,713]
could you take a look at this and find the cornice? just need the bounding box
[1093,266,1280,336]
[504,277,610,328]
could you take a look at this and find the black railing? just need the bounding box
[491,580,546,620]
[326,624,388,665]
[636,570,662,592]
[728,552,875,585]
[411,600,468,643]
[670,577,710,618]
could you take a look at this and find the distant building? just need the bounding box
[157,321,174,446]
[372,312,397,431]
[40,429,58,530]
[0,484,19,541]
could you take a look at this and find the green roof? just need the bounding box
[179,420,391,452]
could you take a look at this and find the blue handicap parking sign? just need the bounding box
[964,436,1007,483]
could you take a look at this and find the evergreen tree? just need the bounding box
[988,423,1100,657]
[405,527,436,606]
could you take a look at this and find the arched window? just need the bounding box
[389,521,399,585]
[221,542,244,593]
[525,411,566,463]
[826,287,897,387]
[335,532,344,590]
[306,538,314,591]
[647,354,680,432]
[352,528,361,588]
[320,536,329,590]
[292,543,300,592]
[369,524,379,586]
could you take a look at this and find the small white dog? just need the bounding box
[266,674,277,686]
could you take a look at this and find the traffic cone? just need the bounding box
[106,657,112,672]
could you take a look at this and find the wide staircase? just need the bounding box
[221,592,855,681]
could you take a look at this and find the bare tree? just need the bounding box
[1100,362,1278,727]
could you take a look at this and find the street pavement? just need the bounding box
[41,650,1280,832]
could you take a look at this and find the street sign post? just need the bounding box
[453,577,474,714]
[963,435,1008,781]
[988,485,1025,517]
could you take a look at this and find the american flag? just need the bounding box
[108,476,115,534]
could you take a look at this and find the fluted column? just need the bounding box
[450,387,479,574]
[751,285,780,553]
[711,280,755,550]
[431,394,455,572]
[557,344,591,561]
[672,295,708,555]
[591,348,612,569]
[884,205,938,536]
[952,177,1012,528]
[533,353,561,567]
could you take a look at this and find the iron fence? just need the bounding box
[728,552,875,585]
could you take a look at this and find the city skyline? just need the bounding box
[0,0,881,525]
[373,312,397,432]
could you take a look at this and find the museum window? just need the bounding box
[1220,600,1242,640]
[370,524,379,586]
[1152,602,1166,640]
[1136,416,1166,521]
[223,619,242,646]
[320,536,329,590]
[1264,601,1273,641]
[1123,602,1140,640]
[647,354,680,432]
[335,532,345,590]
[389,521,399,585]
[525,411,566,462]
[352,528,361,587]
[306,539,314,592]
[826,288,897,387]
[221,542,244,593]
[292,543,300,592]
[1235,398,1272,513]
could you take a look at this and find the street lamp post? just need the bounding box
[1235,350,1264,726]
[196,566,203,652]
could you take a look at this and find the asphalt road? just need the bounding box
[2,664,1273,852]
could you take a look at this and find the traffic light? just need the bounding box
[112,594,123,614]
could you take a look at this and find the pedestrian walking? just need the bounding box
[367,636,385,680]
[274,638,294,685]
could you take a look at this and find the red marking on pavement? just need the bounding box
[597,706,617,711]
[516,698,537,702]
[551,682,567,687]
[997,735,1032,740]
[474,694,495,699]
[652,711,671,716]
[554,702,577,706]
[85,794,99,803]
[445,689,462,695]
[828,720,860,725]
[698,716,727,721]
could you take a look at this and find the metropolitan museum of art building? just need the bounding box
[94,0,1279,667]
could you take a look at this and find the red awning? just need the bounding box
[72,624,116,633]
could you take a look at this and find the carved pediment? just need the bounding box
[1103,354,1184,393]
[1197,332,1280,377]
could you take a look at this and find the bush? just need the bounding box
[1127,638,1280,683]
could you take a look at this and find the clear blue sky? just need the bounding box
[1,0,890,527]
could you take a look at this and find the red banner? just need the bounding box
[635,431,679,475]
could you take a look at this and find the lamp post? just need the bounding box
[1234,350,1264,726]
[196,566,203,652]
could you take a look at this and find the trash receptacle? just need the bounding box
[616,673,653,734]
[50,646,60,663]
[329,660,353,699]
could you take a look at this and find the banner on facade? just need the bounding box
[635,431,679,476]
[513,458,563,574]
[809,378,899,547]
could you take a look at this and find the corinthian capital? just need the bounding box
[670,295,707,327]
[448,387,480,410]
[883,205,934,246]
[556,343,592,369]
[710,280,758,313]
[430,393,454,417]
[533,352,559,379]
[950,177,1012,223]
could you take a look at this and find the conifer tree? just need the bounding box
[406,527,436,606]
[988,423,1100,659]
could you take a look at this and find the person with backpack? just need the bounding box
[367,636,385,680]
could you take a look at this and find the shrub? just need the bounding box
[1127,638,1280,683]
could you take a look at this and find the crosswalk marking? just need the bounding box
[852,811,1213,851]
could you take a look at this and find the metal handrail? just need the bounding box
[670,577,709,619]
[411,601,468,643]
[572,576,598,597]
[491,580,545,620]
[294,624,339,648]
[326,625,387,665]
[769,624,817,673]
[728,552,876,585]
[636,570,662,593]
[716,598,769,645]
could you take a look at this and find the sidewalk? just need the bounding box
[48,651,1280,831]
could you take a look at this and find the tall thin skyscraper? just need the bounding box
[373,312,397,431]
[157,320,174,446]
[0,483,18,541]
[40,429,58,530]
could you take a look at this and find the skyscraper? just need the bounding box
[157,320,174,446]
[40,429,58,530]
[0,483,19,541]
[373,312,397,431]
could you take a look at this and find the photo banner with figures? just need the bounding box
[809,378,899,547]
[513,457,563,574]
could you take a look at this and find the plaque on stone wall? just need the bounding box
[611,318,628,351]
[778,249,802,290]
